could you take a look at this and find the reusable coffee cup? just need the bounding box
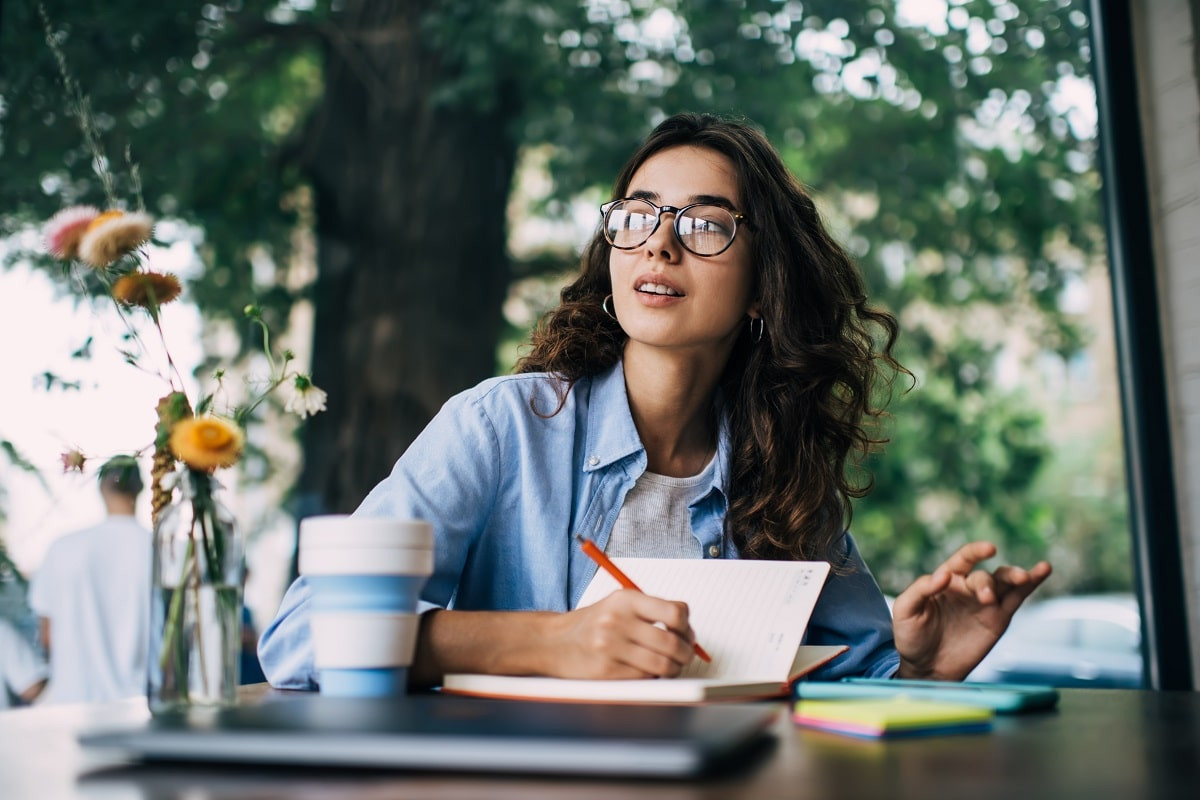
[299,515,434,697]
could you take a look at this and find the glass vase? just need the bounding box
[148,467,244,711]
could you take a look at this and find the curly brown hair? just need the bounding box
[516,113,907,564]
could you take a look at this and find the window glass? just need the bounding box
[1078,619,1139,652]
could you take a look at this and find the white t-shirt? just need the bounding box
[28,515,152,704]
[605,456,716,559]
[0,618,47,709]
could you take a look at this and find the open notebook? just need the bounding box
[443,558,846,703]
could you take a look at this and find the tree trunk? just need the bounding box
[296,1,519,515]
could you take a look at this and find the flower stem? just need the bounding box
[38,4,117,208]
[234,373,288,426]
[189,544,211,696]
[151,316,186,393]
[252,316,276,376]
[159,533,194,702]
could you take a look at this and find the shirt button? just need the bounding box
[588,456,599,466]
[708,545,720,557]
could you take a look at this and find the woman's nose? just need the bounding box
[643,211,681,261]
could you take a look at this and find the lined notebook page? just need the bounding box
[575,559,830,682]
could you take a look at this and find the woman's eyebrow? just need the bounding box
[691,193,737,209]
[627,189,738,208]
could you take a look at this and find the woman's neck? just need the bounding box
[622,343,724,477]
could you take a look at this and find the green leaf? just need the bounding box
[1,439,49,492]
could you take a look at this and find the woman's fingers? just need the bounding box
[892,567,951,618]
[628,592,692,639]
[964,568,998,605]
[994,561,1053,614]
[620,626,695,676]
[896,545,1052,618]
[624,593,695,673]
[583,591,695,677]
[938,541,998,576]
[991,565,1029,585]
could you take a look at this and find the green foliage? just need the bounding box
[0,440,48,498]
[1,1,323,336]
[1028,421,1133,595]
[855,375,1054,595]
[0,438,47,527]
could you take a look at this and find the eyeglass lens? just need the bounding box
[604,199,737,256]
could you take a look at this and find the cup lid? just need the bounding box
[300,515,434,551]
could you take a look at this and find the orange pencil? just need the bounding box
[575,534,712,663]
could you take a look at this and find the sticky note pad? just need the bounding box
[793,697,994,739]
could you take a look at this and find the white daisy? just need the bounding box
[284,374,328,419]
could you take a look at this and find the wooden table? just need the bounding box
[2,687,1198,799]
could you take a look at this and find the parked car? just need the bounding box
[967,594,1144,688]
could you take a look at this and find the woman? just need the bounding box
[259,112,1050,689]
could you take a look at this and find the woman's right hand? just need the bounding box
[540,589,697,679]
[409,594,697,687]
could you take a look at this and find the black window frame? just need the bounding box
[1089,0,1194,690]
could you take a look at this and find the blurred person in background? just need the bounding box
[29,456,152,703]
[0,616,47,709]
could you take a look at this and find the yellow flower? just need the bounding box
[169,416,244,471]
[78,210,154,268]
[113,271,183,309]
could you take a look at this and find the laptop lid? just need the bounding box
[79,693,779,778]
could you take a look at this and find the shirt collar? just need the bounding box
[583,359,644,472]
[583,359,732,502]
[712,393,731,496]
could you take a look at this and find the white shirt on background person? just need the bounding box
[28,515,152,704]
[0,617,47,709]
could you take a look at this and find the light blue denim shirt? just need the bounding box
[259,360,900,688]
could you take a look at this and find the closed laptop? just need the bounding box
[79,692,779,778]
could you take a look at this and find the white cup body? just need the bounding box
[309,611,421,669]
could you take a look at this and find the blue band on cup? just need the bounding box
[318,667,408,698]
[307,575,425,612]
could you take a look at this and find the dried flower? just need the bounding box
[169,416,244,472]
[77,209,154,268]
[113,271,183,309]
[152,392,193,525]
[284,374,328,419]
[59,448,87,473]
[43,205,100,260]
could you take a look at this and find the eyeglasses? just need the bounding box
[600,197,750,257]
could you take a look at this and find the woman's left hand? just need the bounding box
[892,541,1052,681]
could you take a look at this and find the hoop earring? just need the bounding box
[750,317,765,343]
[602,294,617,319]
